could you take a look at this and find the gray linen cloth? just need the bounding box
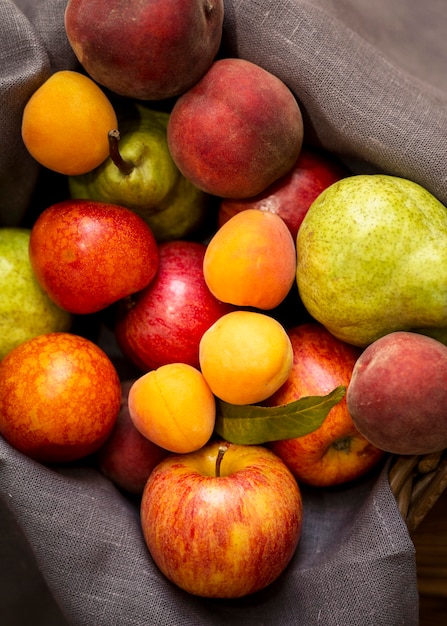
[2,0,446,624]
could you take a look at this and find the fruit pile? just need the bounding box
[1,0,447,601]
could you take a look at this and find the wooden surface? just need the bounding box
[413,488,447,624]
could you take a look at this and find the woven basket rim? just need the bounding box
[389,450,447,532]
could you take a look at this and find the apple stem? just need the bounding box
[215,443,230,478]
[108,129,134,176]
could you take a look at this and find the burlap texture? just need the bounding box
[2,0,446,624]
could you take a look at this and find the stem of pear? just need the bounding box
[108,129,134,176]
[215,443,230,478]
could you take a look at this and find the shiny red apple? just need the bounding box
[115,240,234,371]
[264,322,385,486]
[29,199,159,315]
[140,440,303,598]
[218,147,349,240]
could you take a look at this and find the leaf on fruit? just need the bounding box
[214,386,346,445]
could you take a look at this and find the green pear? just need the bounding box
[0,228,72,359]
[144,173,210,242]
[296,174,447,347]
[68,103,209,241]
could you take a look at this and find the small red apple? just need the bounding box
[264,322,385,487]
[96,380,170,494]
[347,331,447,455]
[115,240,234,371]
[0,332,121,463]
[29,199,159,315]
[218,147,349,240]
[140,440,302,598]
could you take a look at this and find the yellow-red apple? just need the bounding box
[140,440,302,598]
[265,323,385,486]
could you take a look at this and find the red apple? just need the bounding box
[140,440,302,598]
[218,147,349,240]
[64,0,224,100]
[347,331,447,455]
[264,323,385,487]
[115,240,234,371]
[29,199,159,315]
[167,58,303,198]
[0,332,121,463]
[96,380,170,494]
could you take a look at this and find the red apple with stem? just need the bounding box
[264,322,385,487]
[218,147,349,240]
[96,380,170,494]
[29,199,159,315]
[115,240,235,371]
[140,440,303,598]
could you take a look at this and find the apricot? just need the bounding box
[128,363,216,454]
[97,380,170,495]
[199,310,294,405]
[0,332,121,463]
[203,209,297,310]
[21,70,118,175]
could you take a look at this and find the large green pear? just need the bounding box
[296,174,447,347]
[0,228,72,359]
[69,104,209,242]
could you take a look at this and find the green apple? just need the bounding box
[297,174,447,347]
[0,228,71,359]
[68,103,209,242]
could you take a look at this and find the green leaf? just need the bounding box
[214,386,346,445]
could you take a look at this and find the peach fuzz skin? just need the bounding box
[203,208,297,310]
[128,363,216,454]
[167,58,303,198]
[347,331,447,456]
[64,0,224,101]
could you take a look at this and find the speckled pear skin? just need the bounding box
[0,228,71,359]
[69,107,180,214]
[296,174,447,347]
